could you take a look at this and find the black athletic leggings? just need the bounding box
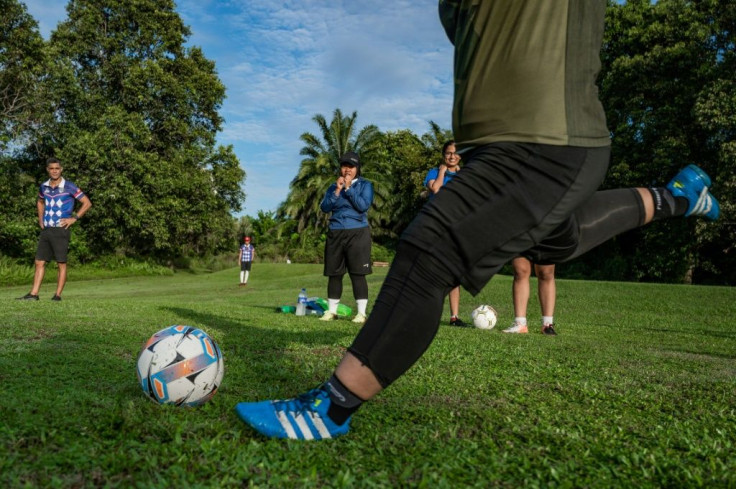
[328,274,369,301]
[348,189,646,388]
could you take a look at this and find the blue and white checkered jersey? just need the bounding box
[240,244,254,262]
[39,178,85,228]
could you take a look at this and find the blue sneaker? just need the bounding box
[235,385,351,440]
[666,164,720,220]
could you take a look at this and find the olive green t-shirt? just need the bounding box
[439,0,611,149]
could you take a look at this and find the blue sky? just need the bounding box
[23,0,455,215]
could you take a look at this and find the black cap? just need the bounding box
[338,151,360,167]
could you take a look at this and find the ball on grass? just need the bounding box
[136,325,224,407]
[471,305,498,330]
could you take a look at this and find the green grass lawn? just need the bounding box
[2,264,735,488]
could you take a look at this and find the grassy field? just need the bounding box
[2,264,735,488]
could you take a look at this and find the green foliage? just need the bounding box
[370,242,395,263]
[1,267,735,486]
[0,254,172,286]
[0,158,39,257]
[367,128,438,242]
[1,0,245,261]
[0,0,50,150]
[596,0,736,283]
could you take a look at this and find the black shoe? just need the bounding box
[17,293,39,301]
[449,317,469,327]
[542,324,558,335]
[51,294,62,301]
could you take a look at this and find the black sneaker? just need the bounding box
[542,324,558,336]
[51,295,62,301]
[449,317,469,327]
[17,293,39,301]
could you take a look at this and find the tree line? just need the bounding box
[2,0,734,284]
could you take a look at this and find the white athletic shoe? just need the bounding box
[351,313,366,324]
[502,322,529,334]
[319,311,337,321]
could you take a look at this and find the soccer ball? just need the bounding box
[471,305,498,330]
[136,325,224,407]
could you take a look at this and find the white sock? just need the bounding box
[356,299,368,315]
[542,316,554,326]
[244,271,250,283]
[328,298,340,314]
[240,271,245,283]
[515,317,527,326]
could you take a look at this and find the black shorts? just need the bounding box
[324,227,372,276]
[36,227,71,263]
[401,142,610,294]
[240,261,252,271]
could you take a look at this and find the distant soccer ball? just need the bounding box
[471,305,498,330]
[136,325,224,407]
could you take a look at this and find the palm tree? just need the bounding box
[279,109,380,233]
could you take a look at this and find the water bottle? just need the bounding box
[296,288,307,316]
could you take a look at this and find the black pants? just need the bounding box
[349,143,645,387]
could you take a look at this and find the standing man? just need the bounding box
[318,152,374,325]
[234,0,720,440]
[239,236,255,286]
[504,257,558,335]
[425,140,467,327]
[17,158,92,301]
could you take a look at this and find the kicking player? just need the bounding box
[234,0,720,440]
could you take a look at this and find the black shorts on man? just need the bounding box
[35,227,71,263]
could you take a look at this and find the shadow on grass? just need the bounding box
[641,326,736,340]
[161,306,350,391]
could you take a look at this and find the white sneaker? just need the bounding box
[502,322,528,334]
[351,313,366,324]
[319,311,337,321]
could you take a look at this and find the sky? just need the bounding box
[22,0,455,215]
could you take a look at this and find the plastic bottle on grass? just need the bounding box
[296,288,307,316]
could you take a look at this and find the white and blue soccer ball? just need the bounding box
[136,325,224,407]
[471,305,498,330]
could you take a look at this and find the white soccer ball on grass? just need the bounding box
[136,325,224,407]
[471,305,498,330]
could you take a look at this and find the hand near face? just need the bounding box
[343,173,354,189]
[336,176,346,194]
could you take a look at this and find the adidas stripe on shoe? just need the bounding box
[235,385,350,440]
[666,164,720,220]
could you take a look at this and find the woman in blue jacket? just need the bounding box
[319,151,374,324]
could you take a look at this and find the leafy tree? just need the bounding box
[566,0,736,284]
[0,0,50,258]
[0,0,49,150]
[33,0,245,258]
[368,128,434,242]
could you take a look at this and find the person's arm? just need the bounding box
[343,180,374,213]
[238,247,243,262]
[36,198,45,229]
[320,184,339,213]
[61,195,91,229]
[76,195,92,218]
[427,165,447,194]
